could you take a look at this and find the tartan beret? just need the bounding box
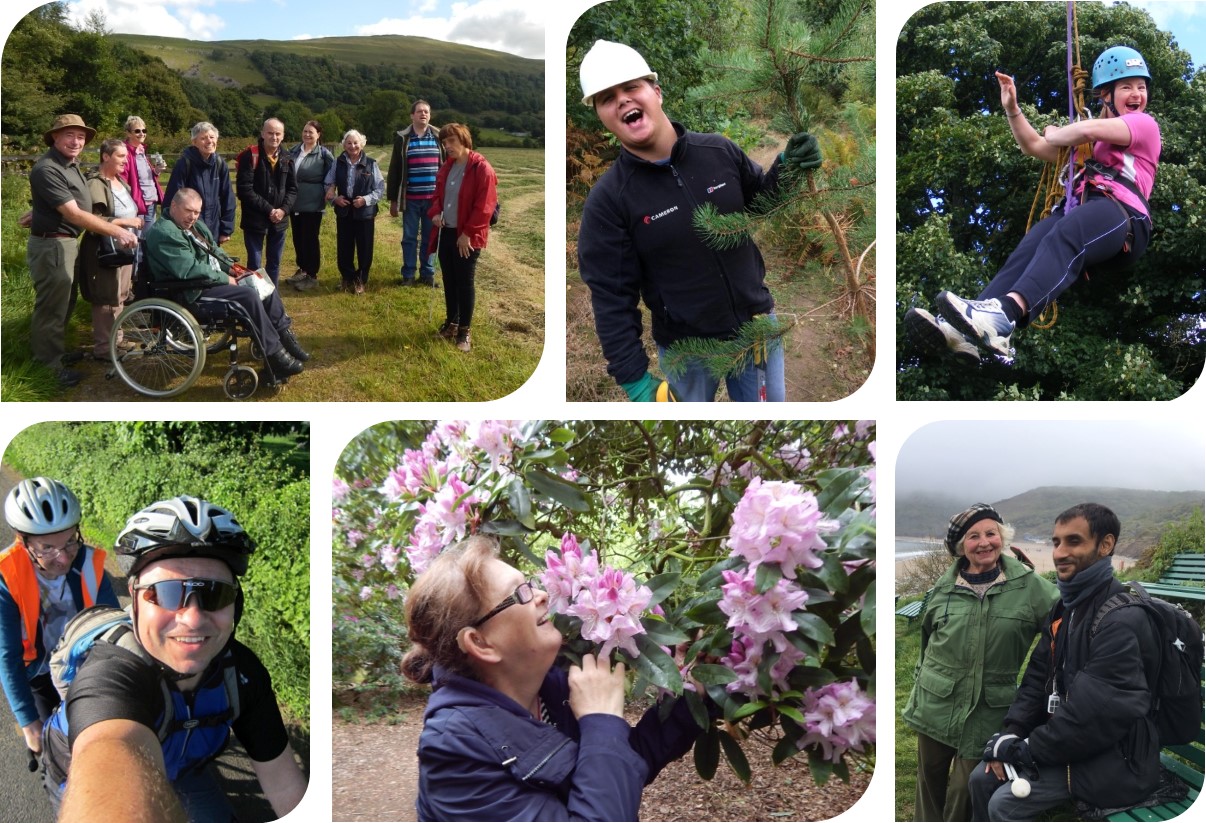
[945,504,1002,556]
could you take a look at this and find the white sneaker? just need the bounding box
[936,291,1016,358]
[904,307,980,366]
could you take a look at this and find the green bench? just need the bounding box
[895,589,931,621]
[1139,553,1205,604]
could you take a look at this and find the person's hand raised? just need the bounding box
[568,652,627,719]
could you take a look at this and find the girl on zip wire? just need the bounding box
[906,46,1161,364]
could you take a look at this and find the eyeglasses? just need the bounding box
[27,540,81,560]
[130,129,147,134]
[470,578,541,627]
[133,579,239,612]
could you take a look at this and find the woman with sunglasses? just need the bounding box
[1,477,118,760]
[119,116,166,233]
[41,495,306,821]
[403,536,707,821]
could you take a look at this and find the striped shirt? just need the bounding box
[405,130,441,201]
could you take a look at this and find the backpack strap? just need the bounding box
[155,647,241,739]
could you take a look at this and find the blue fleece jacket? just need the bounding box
[415,667,704,821]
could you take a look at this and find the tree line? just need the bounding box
[1,2,545,150]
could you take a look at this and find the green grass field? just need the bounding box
[0,145,544,402]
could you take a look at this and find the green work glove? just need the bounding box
[620,371,677,402]
[782,132,822,171]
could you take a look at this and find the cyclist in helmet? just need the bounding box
[906,45,1161,364]
[1,477,118,758]
[42,496,307,821]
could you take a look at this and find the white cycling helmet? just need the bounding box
[116,495,254,579]
[580,39,658,107]
[5,477,81,535]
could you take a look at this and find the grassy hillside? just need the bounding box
[897,487,1204,557]
[111,33,542,88]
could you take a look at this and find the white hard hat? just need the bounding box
[580,40,659,107]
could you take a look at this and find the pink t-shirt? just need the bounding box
[1078,111,1161,218]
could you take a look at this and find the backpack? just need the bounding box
[1090,581,1205,746]
[490,199,500,226]
[238,145,260,173]
[49,605,241,742]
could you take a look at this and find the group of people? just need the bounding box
[20,101,498,387]
[1,478,306,821]
[903,501,1179,821]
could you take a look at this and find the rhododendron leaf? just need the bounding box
[793,612,836,645]
[691,663,739,686]
[800,588,837,606]
[775,704,806,726]
[644,572,681,606]
[639,618,690,647]
[697,556,743,590]
[694,725,720,780]
[684,600,726,625]
[808,749,835,786]
[523,468,592,512]
[772,735,800,766]
[731,700,767,720]
[754,562,782,593]
[506,478,533,526]
[632,635,683,692]
[832,759,851,783]
[815,467,867,513]
[685,688,711,730]
[547,427,576,443]
[719,729,752,783]
[860,580,876,636]
[478,519,531,536]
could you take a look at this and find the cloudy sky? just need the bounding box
[47,0,544,59]
[896,420,1206,502]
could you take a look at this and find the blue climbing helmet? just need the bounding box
[1091,46,1151,91]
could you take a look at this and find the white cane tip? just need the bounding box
[1011,777,1031,798]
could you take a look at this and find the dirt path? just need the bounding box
[333,693,871,822]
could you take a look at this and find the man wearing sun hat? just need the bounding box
[20,114,140,387]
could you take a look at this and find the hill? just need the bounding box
[897,487,1204,558]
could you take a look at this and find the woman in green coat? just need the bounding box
[901,504,1058,821]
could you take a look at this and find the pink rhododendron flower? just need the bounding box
[855,420,874,440]
[333,477,350,501]
[380,545,401,573]
[382,449,446,501]
[719,566,809,651]
[728,478,839,578]
[468,420,524,468]
[360,553,376,568]
[796,680,876,763]
[386,584,401,600]
[774,445,812,472]
[541,533,601,614]
[346,529,364,549]
[405,475,480,576]
[721,634,806,698]
[567,566,652,658]
[359,586,372,601]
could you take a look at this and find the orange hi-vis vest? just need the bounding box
[0,542,106,665]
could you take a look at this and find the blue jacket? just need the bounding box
[416,667,704,821]
[163,145,237,240]
[0,546,118,727]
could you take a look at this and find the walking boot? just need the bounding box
[267,347,304,377]
[280,327,310,362]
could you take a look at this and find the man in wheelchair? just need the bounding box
[145,188,309,377]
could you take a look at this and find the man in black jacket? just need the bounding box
[575,40,792,402]
[968,503,1161,820]
[236,118,297,286]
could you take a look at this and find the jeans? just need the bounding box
[243,227,287,285]
[401,198,436,281]
[656,325,786,402]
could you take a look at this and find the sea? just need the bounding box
[895,537,945,561]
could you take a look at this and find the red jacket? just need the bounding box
[427,151,498,254]
[120,139,165,217]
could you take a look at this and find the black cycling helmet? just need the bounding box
[116,495,254,579]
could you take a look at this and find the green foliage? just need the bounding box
[2,422,310,728]
[897,1,1206,399]
[334,420,876,782]
[663,315,794,381]
[1127,508,1205,583]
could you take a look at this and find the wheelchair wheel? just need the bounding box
[204,328,234,355]
[223,365,259,400]
[250,340,265,361]
[111,299,206,397]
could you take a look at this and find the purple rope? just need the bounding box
[1065,1,1077,212]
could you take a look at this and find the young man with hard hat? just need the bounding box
[576,40,817,402]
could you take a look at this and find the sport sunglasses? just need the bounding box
[133,578,239,612]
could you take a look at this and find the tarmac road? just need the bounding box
[0,465,292,822]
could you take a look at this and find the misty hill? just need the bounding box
[897,487,1204,558]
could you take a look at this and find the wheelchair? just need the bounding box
[105,274,288,400]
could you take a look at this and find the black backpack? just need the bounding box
[1091,581,1204,746]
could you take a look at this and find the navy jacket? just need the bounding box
[163,145,237,240]
[577,122,781,384]
[416,667,704,821]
